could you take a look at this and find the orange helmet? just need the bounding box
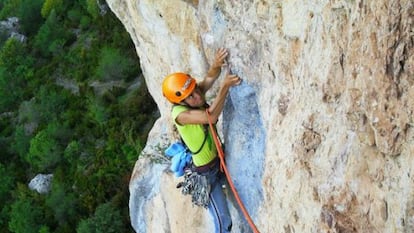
[162,73,196,103]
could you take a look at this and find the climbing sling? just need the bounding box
[205,109,261,233]
[176,169,211,208]
[168,111,212,207]
[174,122,216,208]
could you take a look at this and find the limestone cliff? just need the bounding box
[106,0,413,232]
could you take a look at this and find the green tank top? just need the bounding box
[172,105,217,166]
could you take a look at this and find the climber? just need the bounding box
[162,48,241,233]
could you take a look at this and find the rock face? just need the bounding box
[0,17,26,42]
[106,0,413,232]
[28,174,53,194]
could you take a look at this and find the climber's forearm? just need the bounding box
[207,84,230,123]
[199,66,221,93]
[206,72,241,122]
[175,73,240,126]
[174,85,229,126]
[199,48,228,93]
[207,65,221,80]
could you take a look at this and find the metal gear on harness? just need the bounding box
[176,169,211,208]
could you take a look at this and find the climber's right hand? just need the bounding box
[224,74,241,87]
[223,68,242,87]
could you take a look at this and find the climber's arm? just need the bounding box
[198,48,228,94]
[176,71,241,125]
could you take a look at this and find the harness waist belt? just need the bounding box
[192,156,219,173]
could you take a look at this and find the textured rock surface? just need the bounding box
[28,174,53,194]
[106,0,413,232]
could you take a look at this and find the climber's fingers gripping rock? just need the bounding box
[212,48,229,68]
[224,74,241,87]
[223,67,242,88]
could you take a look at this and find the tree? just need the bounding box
[10,125,32,160]
[38,226,51,233]
[0,1,157,232]
[94,46,135,81]
[0,28,8,47]
[0,163,14,205]
[17,0,44,36]
[85,0,99,20]
[45,181,77,225]
[86,96,109,126]
[8,197,44,233]
[63,140,81,166]
[27,129,61,171]
[0,0,21,19]
[0,38,33,112]
[34,9,72,57]
[26,121,69,171]
[41,0,63,18]
[76,203,124,233]
[35,86,69,124]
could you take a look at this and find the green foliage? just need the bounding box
[86,97,109,125]
[41,0,63,18]
[122,139,143,165]
[0,29,8,47]
[0,38,33,112]
[119,85,158,135]
[85,0,99,19]
[76,203,124,233]
[35,86,69,123]
[38,226,51,233]
[0,163,14,204]
[94,46,135,81]
[67,8,83,27]
[0,38,25,67]
[26,121,69,171]
[63,140,81,165]
[17,0,44,36]
[0,0,157,232]
[76,220,93,233]
[10,125,32,160]
[34,9,73,57]
[0,204,12,233]
[27,128,61,171]
[8,195,44,233]
[17,100,36,122]
[60,33,98,82]
[0,0,21,20]
[45,181,77,225]
[79,15,91,29]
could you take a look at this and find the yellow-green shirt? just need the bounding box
[172,105,217,166]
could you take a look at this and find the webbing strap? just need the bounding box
[206,109,260,233]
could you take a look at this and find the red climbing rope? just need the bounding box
[206,109,260,233]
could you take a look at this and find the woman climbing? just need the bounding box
[162,48,241,233]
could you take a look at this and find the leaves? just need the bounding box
[8,197,44,233]
[76,203,124,233]
[94,46,135,81]
[0,1,157,232]
[41,0,64,18]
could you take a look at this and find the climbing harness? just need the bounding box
[206,109,261,233]
[176,169,211,208]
